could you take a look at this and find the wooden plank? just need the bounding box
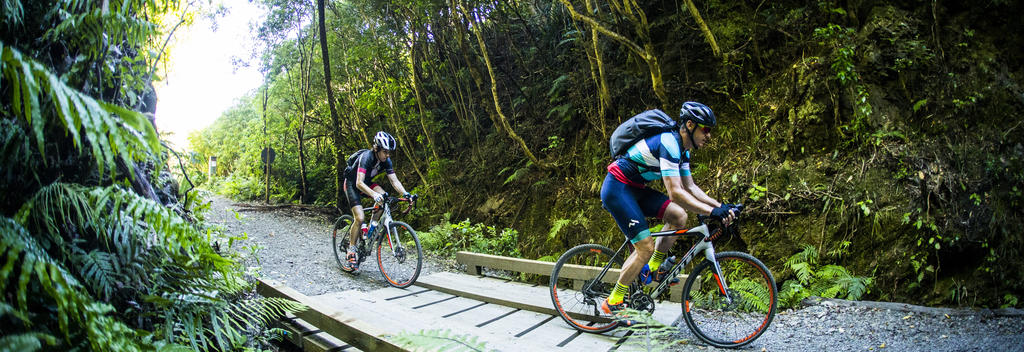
[316,289,560,351]
[417,272,562,315]
[275,317,318,347]
[303,332,350,352]
[256,279,407,352]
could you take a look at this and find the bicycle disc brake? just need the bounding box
[393,244,407,263]
[629,291,655,313]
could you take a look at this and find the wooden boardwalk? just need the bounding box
[260,271,686,351]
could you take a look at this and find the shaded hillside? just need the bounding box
[192,0,1023,307]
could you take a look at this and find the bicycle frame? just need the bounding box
[355,197,414,256]
[589,219,734,307]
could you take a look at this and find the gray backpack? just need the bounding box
[608,109,676,159]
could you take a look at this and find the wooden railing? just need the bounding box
[456,251,687,302]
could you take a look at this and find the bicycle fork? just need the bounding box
[701,241,733,303]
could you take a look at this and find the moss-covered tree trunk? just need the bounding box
[317,0,346,208]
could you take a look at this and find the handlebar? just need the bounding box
[372,194,418,214]
[697,203,744,224]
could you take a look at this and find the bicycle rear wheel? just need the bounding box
[332,215,357,273]
[376,221,422,288]
[681,251,777,348]
[549,244,625,333]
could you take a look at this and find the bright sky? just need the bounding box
[154,2,266,150]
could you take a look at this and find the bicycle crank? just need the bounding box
[629,291,655,313]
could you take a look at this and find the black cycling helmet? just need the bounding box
[374,131,397,151]
[679,101,716,127]
[678,102,716,150]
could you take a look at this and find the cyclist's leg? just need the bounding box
[343,179,365,244]
[599,174,655,308]
[343,179,365,270]
[648,200,688,271]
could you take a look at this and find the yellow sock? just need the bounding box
[649,251,667,271]
[607,282,629,305]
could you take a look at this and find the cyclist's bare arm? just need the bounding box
[681,174,735,223]
[386,173,409,196]
[664,175,714,215]
[681,175,721,208]
[355,171,380,199]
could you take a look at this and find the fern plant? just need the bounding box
[8,183,306,351]
[617,308,688,352]
[391,329,496,352]
[778,244,874,308]
[1,41,159,177]
[1,1,305,350]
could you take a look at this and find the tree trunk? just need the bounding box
[262,85,271,204]
[457,1,550,169]
[409,20,440,161]
[296,13,311,204]
[584,0,612,133]
[683,0,721,57]
[556,0,669,110]
[317,0,345,209]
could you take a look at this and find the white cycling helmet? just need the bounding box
[374,131,397,151]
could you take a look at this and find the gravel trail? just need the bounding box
[204,196,1024,352]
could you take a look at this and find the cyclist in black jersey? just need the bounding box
[341,131,416,271]
[599,102,736,324]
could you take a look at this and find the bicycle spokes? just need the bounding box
[682,252,776,348]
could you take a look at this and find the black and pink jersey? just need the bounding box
[345,149,394,184]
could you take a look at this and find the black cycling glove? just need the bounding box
[710,205,732,219]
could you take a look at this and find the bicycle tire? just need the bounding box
[332,215,357,274]
[376,221,422,288]
[549,243,625,333]
[681,251,777,348]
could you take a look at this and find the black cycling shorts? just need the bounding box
[342,177,381,209]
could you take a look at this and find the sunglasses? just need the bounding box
[698,124,712,134]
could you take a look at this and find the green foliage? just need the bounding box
[1002,294,1019,309]
[210,173,266,201]
[5,184,306,350]
[1,218,153,350]
[1,1,304,350]
[420,214,521,258]
[616,308,690,351]
[813,23,872,135]
[778,245,873,308]
[0,42,160,177]
[391,329,496,352]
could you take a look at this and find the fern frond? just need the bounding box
[0,332,58,352]
[837,276,872,300]
[1,0,24,26]
[392,329,496,352]
[72,248,119,301]
[0,42,160,176]
[732,278,771,313]
[816,264,851,281]
[548,218,570,240]
[0,217,157,350]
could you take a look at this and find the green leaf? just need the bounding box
[913,99,928,112]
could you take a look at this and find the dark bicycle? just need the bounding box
[549,205,776,349]
[332,195,422,288]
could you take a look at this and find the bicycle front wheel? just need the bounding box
[681,251,777,348]
[332,215,356,273]
[549,244,624,333]
[376,221,422,288]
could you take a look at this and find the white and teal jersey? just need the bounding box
[609,131,691,186]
